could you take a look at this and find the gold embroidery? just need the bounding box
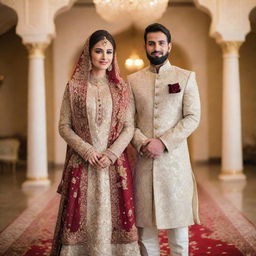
[118,166,128,190]
[89,75,108,126]
[122,180,128,190]
[102,36,108,46]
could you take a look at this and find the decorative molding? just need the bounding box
[1,0,76,44]
[221,41,242,56]
[193,0,256,42]
[27,176,49,181]
[25,42,48,58]
[219,172,246,181]
[220,170,244,175]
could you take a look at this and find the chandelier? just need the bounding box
[93,0,169,27]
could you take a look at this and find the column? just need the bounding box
[219,41,246,180]
[22,43,50,187]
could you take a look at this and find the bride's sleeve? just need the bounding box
[59,86,96,161]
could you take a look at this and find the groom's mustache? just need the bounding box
[151,51,163,56]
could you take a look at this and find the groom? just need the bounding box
[128,23,201,256]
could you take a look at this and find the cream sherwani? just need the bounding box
[128,61,201,229]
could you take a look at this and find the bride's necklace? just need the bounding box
[89,75,108,87]
[89,75,108,126]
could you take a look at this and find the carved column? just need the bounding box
[22,43,50,187]
[219,41,246,180]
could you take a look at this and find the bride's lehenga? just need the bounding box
[58,77,140,256]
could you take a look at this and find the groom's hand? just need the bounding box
[142,138,165,158]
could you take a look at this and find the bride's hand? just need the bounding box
[87,152,101,167]
[98,155,112,169]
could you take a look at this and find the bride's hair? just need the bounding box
[89,30,116,53]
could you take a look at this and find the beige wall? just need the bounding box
[240,31,256,147]
[0,28,27,138]
[1,4,255,164]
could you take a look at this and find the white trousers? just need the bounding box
[139,227,189,256]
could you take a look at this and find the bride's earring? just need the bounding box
[107,64,112,72]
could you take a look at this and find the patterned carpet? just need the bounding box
[0,184,255,256]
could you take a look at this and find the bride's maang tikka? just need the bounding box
[103,36,109,46]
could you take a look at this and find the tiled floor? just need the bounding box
[0,162,255,232]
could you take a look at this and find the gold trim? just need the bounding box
[220,170,243,175]
[27,176,49,181]
[221,41,242,56]
[26,43,48,58]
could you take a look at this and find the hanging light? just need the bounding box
[93,0,169,27]
[125,54,144,70]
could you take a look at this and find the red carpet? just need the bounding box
[1,185,255,256]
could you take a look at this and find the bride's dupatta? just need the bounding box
[50,37,137,256]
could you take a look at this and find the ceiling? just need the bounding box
[0,0,255,36]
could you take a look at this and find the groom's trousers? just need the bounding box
[139,226,189,256]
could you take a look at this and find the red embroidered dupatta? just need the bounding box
[50,37,137,256]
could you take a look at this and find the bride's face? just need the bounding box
[90,39,114,71]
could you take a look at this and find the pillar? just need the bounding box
[22,43,50,187]
[219,41,246,180]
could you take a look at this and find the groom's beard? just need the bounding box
[146,51,169,65]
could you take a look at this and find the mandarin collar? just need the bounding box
[149,60,172,74]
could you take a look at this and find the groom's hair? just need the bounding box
[144,23,171,43]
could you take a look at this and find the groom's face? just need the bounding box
[145,31,171,65]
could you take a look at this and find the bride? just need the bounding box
[50,30,140,256]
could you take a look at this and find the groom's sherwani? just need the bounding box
[128,61,201,229]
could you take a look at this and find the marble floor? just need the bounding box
[0,162,256,232]
[0,165,62,232]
